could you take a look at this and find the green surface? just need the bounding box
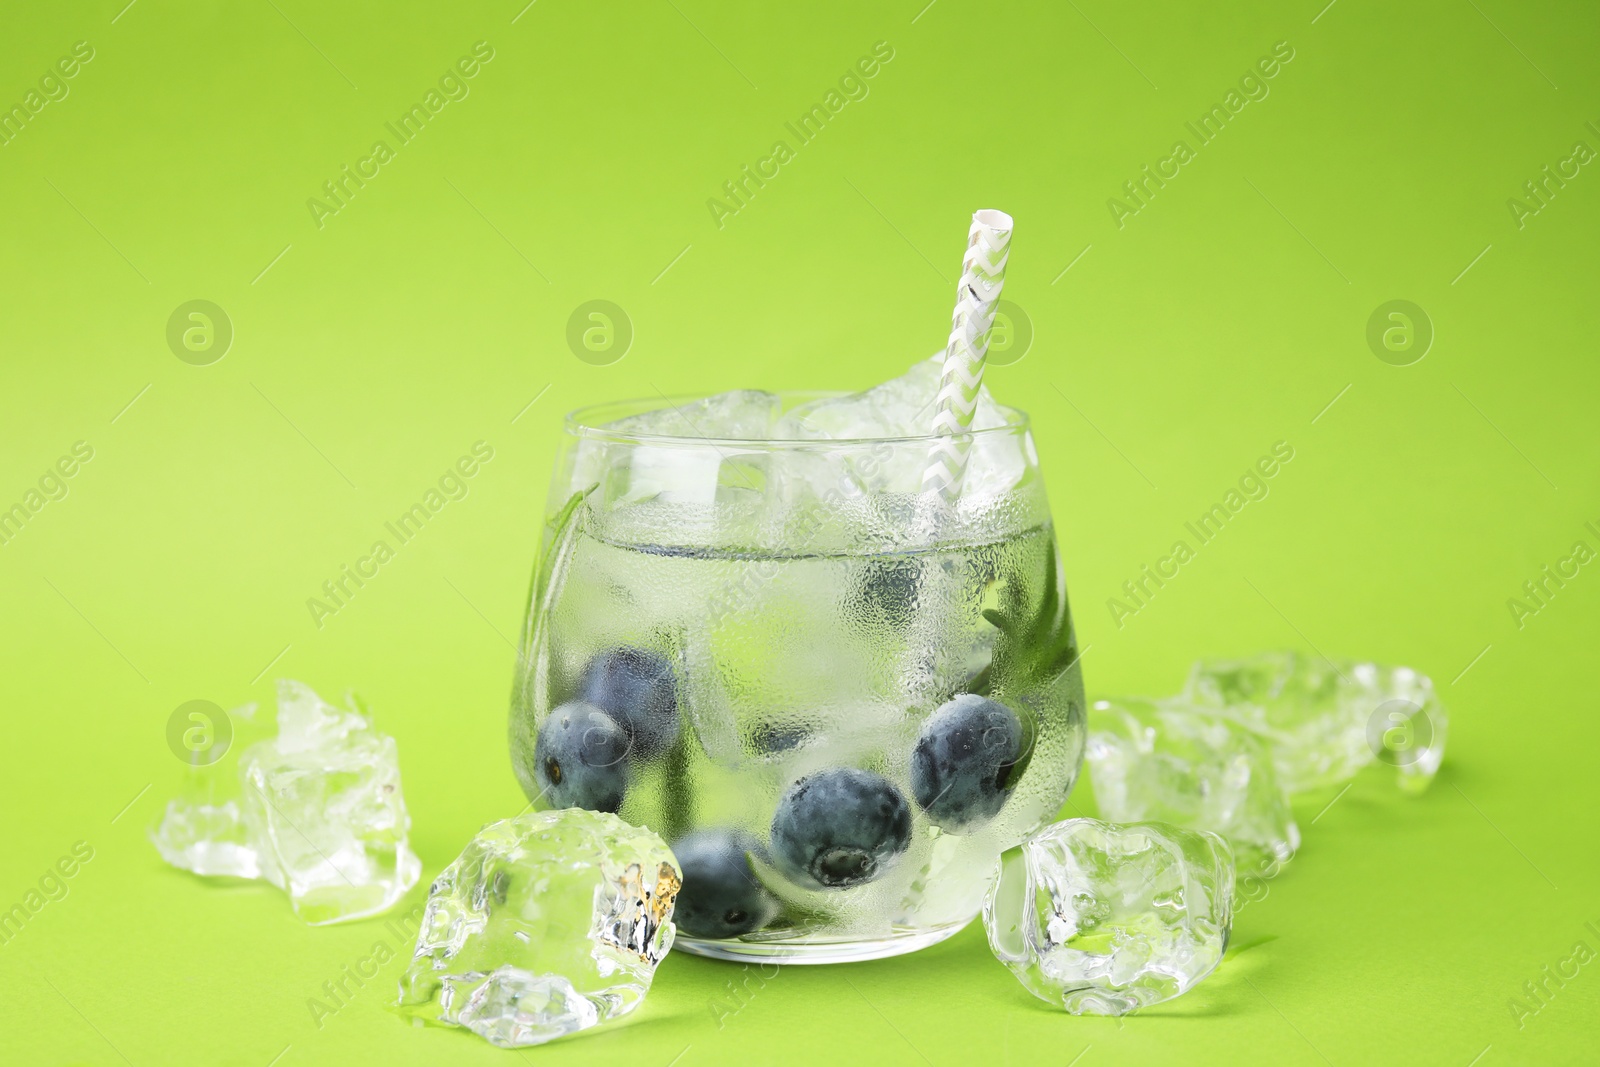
[2,1,1597,1064]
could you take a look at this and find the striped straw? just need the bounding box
[922,209,1013,501]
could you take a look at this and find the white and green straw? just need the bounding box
[922,208,1013,501]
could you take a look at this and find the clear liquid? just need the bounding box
[512,522,1085,952]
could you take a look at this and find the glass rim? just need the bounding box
[565,390,1032,449]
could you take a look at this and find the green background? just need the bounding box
[3,0,1597,1063]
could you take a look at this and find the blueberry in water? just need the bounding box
[670,829,779,939]
[579,647,680,758]
[770,768,912,889]
[533,702,631,813]
[911,694,1025,831]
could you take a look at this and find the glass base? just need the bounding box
[673,918,972,965]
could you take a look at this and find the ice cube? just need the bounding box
[769,357,1026,513]
[624,443,723,505]
[607,389,781,440]
[150,680,421,925]
[150,700,270,880]
[395,809,680,1048]
[776,355,1014,439]
[775,357,945,441]
[568,391,780,510]
[1184,651,1448,795]
[957,424,1033,516]
[272,677,371,751]
[984,818,1233,1016]
[149,798,264,880]
[241,681,421,924]
[592,392,782,514]
[1086,697,1298,878]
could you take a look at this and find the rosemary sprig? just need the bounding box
[968,549,1080,789]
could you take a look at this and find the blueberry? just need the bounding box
[533,702,631,813]
[670,829,779,939]
[911,694,1025,830]
[579,647,680,758]
[770,768,912,889]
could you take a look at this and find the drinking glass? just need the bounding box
[509,392,1085,963]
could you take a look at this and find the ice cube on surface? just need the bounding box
[396,809,680,1048]
[148,798,263,880]
[150,700,272,880]
[272,677,372,751]
[1184,651,1448,794]
[150,680,420,925]
[242,681,420,923]
[1086,697,1298,877]
[984,818,1233,1016]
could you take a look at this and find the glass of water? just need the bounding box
[509,387,1085,963]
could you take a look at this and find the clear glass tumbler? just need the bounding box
[509,393,1085,963]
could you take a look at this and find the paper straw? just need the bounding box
[922,209,1013,501]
